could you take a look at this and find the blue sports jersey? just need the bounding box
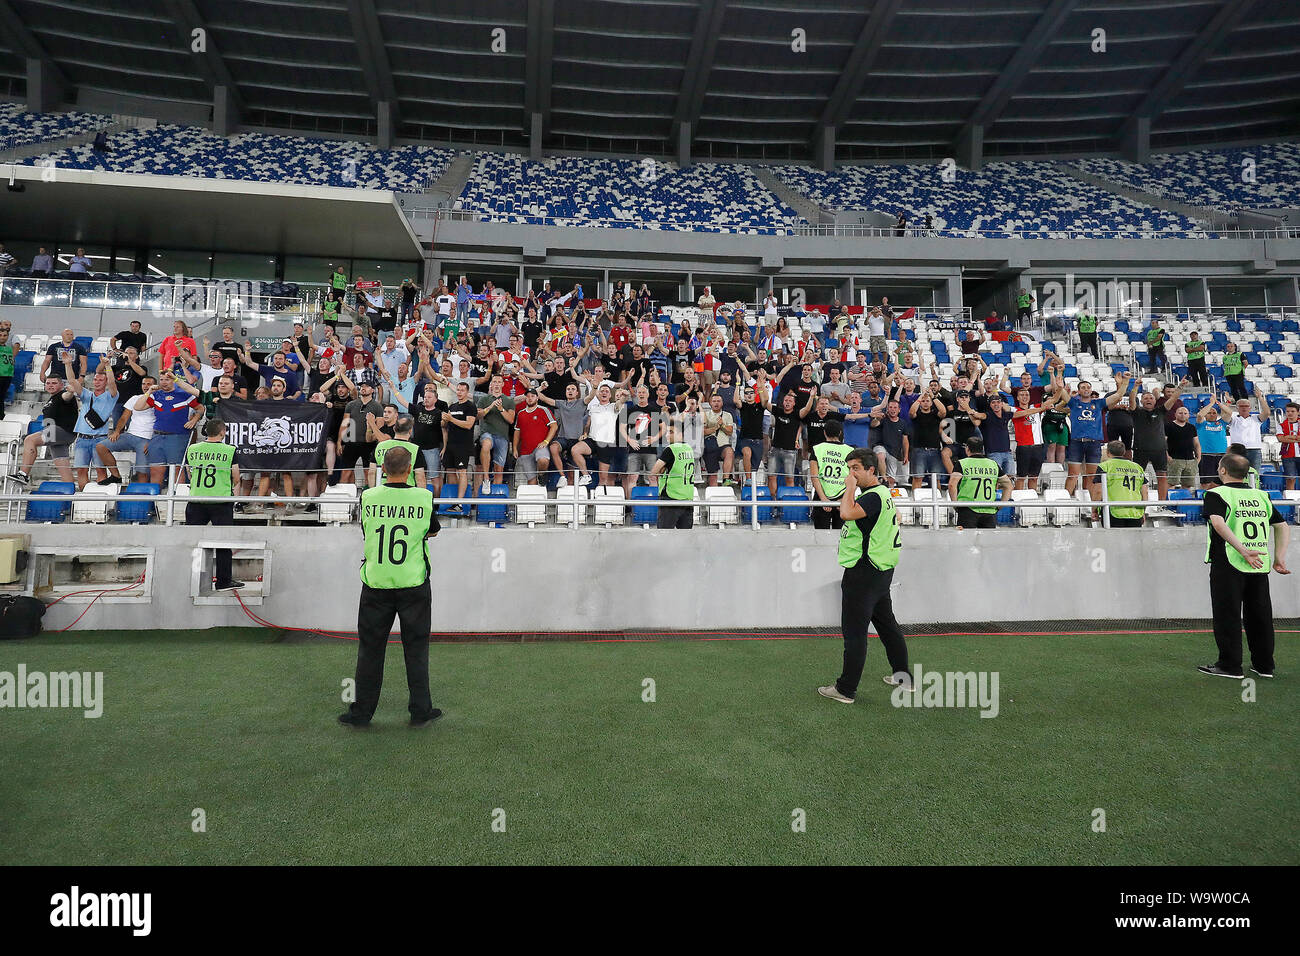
[147,387,199,433]
[1197,419,1228,454]
[1067,396,1106,441]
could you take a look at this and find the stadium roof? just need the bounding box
[1,0,1298,163]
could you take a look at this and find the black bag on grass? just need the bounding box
[0,596,46,638]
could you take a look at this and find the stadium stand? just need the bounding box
[0,103,109,152]
[765,160,1212,237]
[1074,142,1300,212]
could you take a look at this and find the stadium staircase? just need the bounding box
[425,153,474,207]
[753,167,832,226]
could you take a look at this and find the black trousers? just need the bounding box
[837,562,909,698]
[185,500,235,586]
[1188,358,1210,387]
[1226,373,1248,402]
[351,581,434,721]
[1079,332,1099,359]
[656,496,694,529]
[956,508,997,529]
[1147,346,1166,373]
[1209,564,1275,674]
[812,504,844,529]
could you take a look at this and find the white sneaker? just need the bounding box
[577,474,592,487]
[556,475,569,489]
[480,481,491,495]
[817,684,854,704]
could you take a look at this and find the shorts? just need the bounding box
[550,436,579,455]
[629,449,658,475]
[869,335,887,355]
[1107,425,1134,451]
[420,447,442,477]
[479,432,509,467]
[40,424,74,461]
[1015,443,1044,478]
[1132,447,1167,472]
[145,431,191,467]
[737,437,765,464]
[442,444,471,470]
[1167,457,1198,487]
[955,509,997,530]
[989,450,1015,478]
[703,435,727,474]
[875,449,908,484]
[1043,420,1069,447]
[1282,457,1300,480]
[73,435,111,469]
[1199,453,1223,485]
[515,445,551,480]
[338,441,377,470]
[1066,438,1102,465]
[96,432,150,472]
[767,447,798,481]
[1110,516,1145,529]
[911,447,942,480]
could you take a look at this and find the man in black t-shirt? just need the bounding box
[111,320,147,355]
[410,384,448,496]
[1165,405,1199,490]
[908,392,947,491]
[442,381,479,512]
[16,373,78,484]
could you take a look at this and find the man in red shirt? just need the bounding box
[512,389,557,485]
[1280,401,1300,491]
[500,364,528,398]
[159,320,197,373]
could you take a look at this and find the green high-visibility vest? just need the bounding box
[331,271,348,290]
[1078,313,1097,334]
[1223,351,1243,375]
[1098,457,1147,520]
[1017,293,1031,309]
[185,441,234,498]
[1146,327,1164,347]
[373,439,421,487]
[1247,467,1260,490]
[0,344,13,376]
[658,442,695,499]
[812,441,852,499]
[360,484,434,589]
[323,299,340,318]
[1185,339,1206,361]
[1204,485,1273,574]
[838,484,901,570]
[956,456,1000,514]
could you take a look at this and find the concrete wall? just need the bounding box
[22,524,1299,633]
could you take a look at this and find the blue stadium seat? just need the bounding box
[25,481,74,522]
[629,485,659,524]
[475,483,509,525]
[437,483,463,516]
[775,486,810,523]
[1169,489,1201,525]
[116,482,160,523]
[740,484,773,523]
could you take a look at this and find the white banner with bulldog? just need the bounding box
[217,401,329,472]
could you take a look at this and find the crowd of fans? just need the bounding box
[4,273,1297,526]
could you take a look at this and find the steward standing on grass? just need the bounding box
[819,448,913,704]
[1197,453,1289,680]
[340,445,442,728]
[184,419,243,592]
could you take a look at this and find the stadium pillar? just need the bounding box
[956,123,983,171]
[938,276,963,311]
[377,101,394,149]
[529,112,543,160]
[681,274,694,303]
[1181,277,1209,310]
[817,127,835,172]
[1120,116,1150,164]
[213,85,238,137]
[677,121,692,168]
[26,57,64,112]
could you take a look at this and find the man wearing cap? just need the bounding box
[340,445,442,729]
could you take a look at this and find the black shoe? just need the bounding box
[409,708,444,728]
[446,504,464,515]
[338,712,371,728]
[301,503,317,513]
[1249,666,1275,679]
[12,470,29,485]
[1197,664,1244,679]
[101,474,122,485]
[214,579,245,591]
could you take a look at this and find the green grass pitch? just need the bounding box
[1,628,1295,865]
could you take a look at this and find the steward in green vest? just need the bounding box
[810,420,852,530]
[948,436,1010,529]
[1222,348,1244,377]
[1185,337,1206,361]
[1097,441,1148,527]
[819,447,911,704]
[322,297,341,327]
[343,444,441,728]
[1016,290,1032,314]
[330,267,348,293]
[1196,452,1291,680]
[1077,313,1097,334]
[371,416,424,488]
[650,423,695,529]
[183,419,244,592]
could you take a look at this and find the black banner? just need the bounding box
[217,400,328,471]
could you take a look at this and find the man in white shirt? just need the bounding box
[1226,394,1270,472]
[93,377,157,483]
